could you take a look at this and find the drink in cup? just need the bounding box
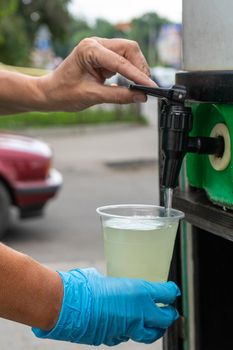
[96,204,184,282]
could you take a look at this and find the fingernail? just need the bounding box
[148,78,157,86]
[168,281,181,296]
[133,94,147,103]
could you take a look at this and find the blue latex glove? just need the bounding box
[32,268,180,346]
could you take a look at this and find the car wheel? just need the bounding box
[0,182,10,239]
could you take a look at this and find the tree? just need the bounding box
[0,0,31,65]
[0,0,75,65]
[18,0,71,42]
[128,12,171,66]
[18,0,73,57]
[69,18,93,50]
[94,19,117,39]
[0,0,18,18]
[69,18,118,50]
[0,3,172,68]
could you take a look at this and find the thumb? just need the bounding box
[144,281,181,304]
[98,85,147,104]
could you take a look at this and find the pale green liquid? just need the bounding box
[103,218,178,282]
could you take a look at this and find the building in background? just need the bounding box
[32,24,62,69]
[115,22,132,33]
[156,24,182,68]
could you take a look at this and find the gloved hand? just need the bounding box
[32,268,180,346]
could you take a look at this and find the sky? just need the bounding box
[69,0,182,24]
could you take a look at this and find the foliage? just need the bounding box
[0,108,146,129]
[0,11,31,65]
[0,1,172,68]
[18,0,71,44]
[0,0,73,65]
[0,0,18,19]
[69,12,170,65]
[127,13,171,66]
[69,18,118,51]
[69,19,93,50]
[69,12,170,66]
[94,19,117,38]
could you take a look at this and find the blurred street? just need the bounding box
[0,0,182,348]
[0,107,163,349]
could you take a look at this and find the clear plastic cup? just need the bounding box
[96,204,184,282]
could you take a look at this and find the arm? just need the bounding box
[0,243,63,330]
[32,268,180,346]
[0,37,156,115]
[0,243,180,345]
[0,71,48,115]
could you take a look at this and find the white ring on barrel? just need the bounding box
[209,123,231,171]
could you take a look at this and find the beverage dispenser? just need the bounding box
[132,0,233,349]
[168,1,233,349]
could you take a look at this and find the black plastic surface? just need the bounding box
[176,71,233,103]
[173,188,233,241]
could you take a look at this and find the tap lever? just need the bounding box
[129,84,187,103]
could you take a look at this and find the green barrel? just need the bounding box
[187,103,233,207]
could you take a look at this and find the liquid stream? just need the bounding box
[164,187,173,217]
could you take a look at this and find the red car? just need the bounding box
[0,132,62,237]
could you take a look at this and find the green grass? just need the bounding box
[0,108,147,129]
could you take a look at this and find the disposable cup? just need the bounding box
[96,204,184,282]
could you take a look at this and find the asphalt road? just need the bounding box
[0,122,162,350]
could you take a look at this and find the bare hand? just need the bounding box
[39,37,156,111]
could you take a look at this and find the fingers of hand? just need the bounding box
[104,336,130,346]
[131,327,165,344]
[129,304,178,344]
[145,281,181,304]
[97,85,147,104]
[82,38,155,87]
[101,47,154,86]
[101,68,116,79]
[145,304,179,329]
[92,37,151,78]
[123,41,151,77]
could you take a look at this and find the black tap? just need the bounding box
[129,84,224,189]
